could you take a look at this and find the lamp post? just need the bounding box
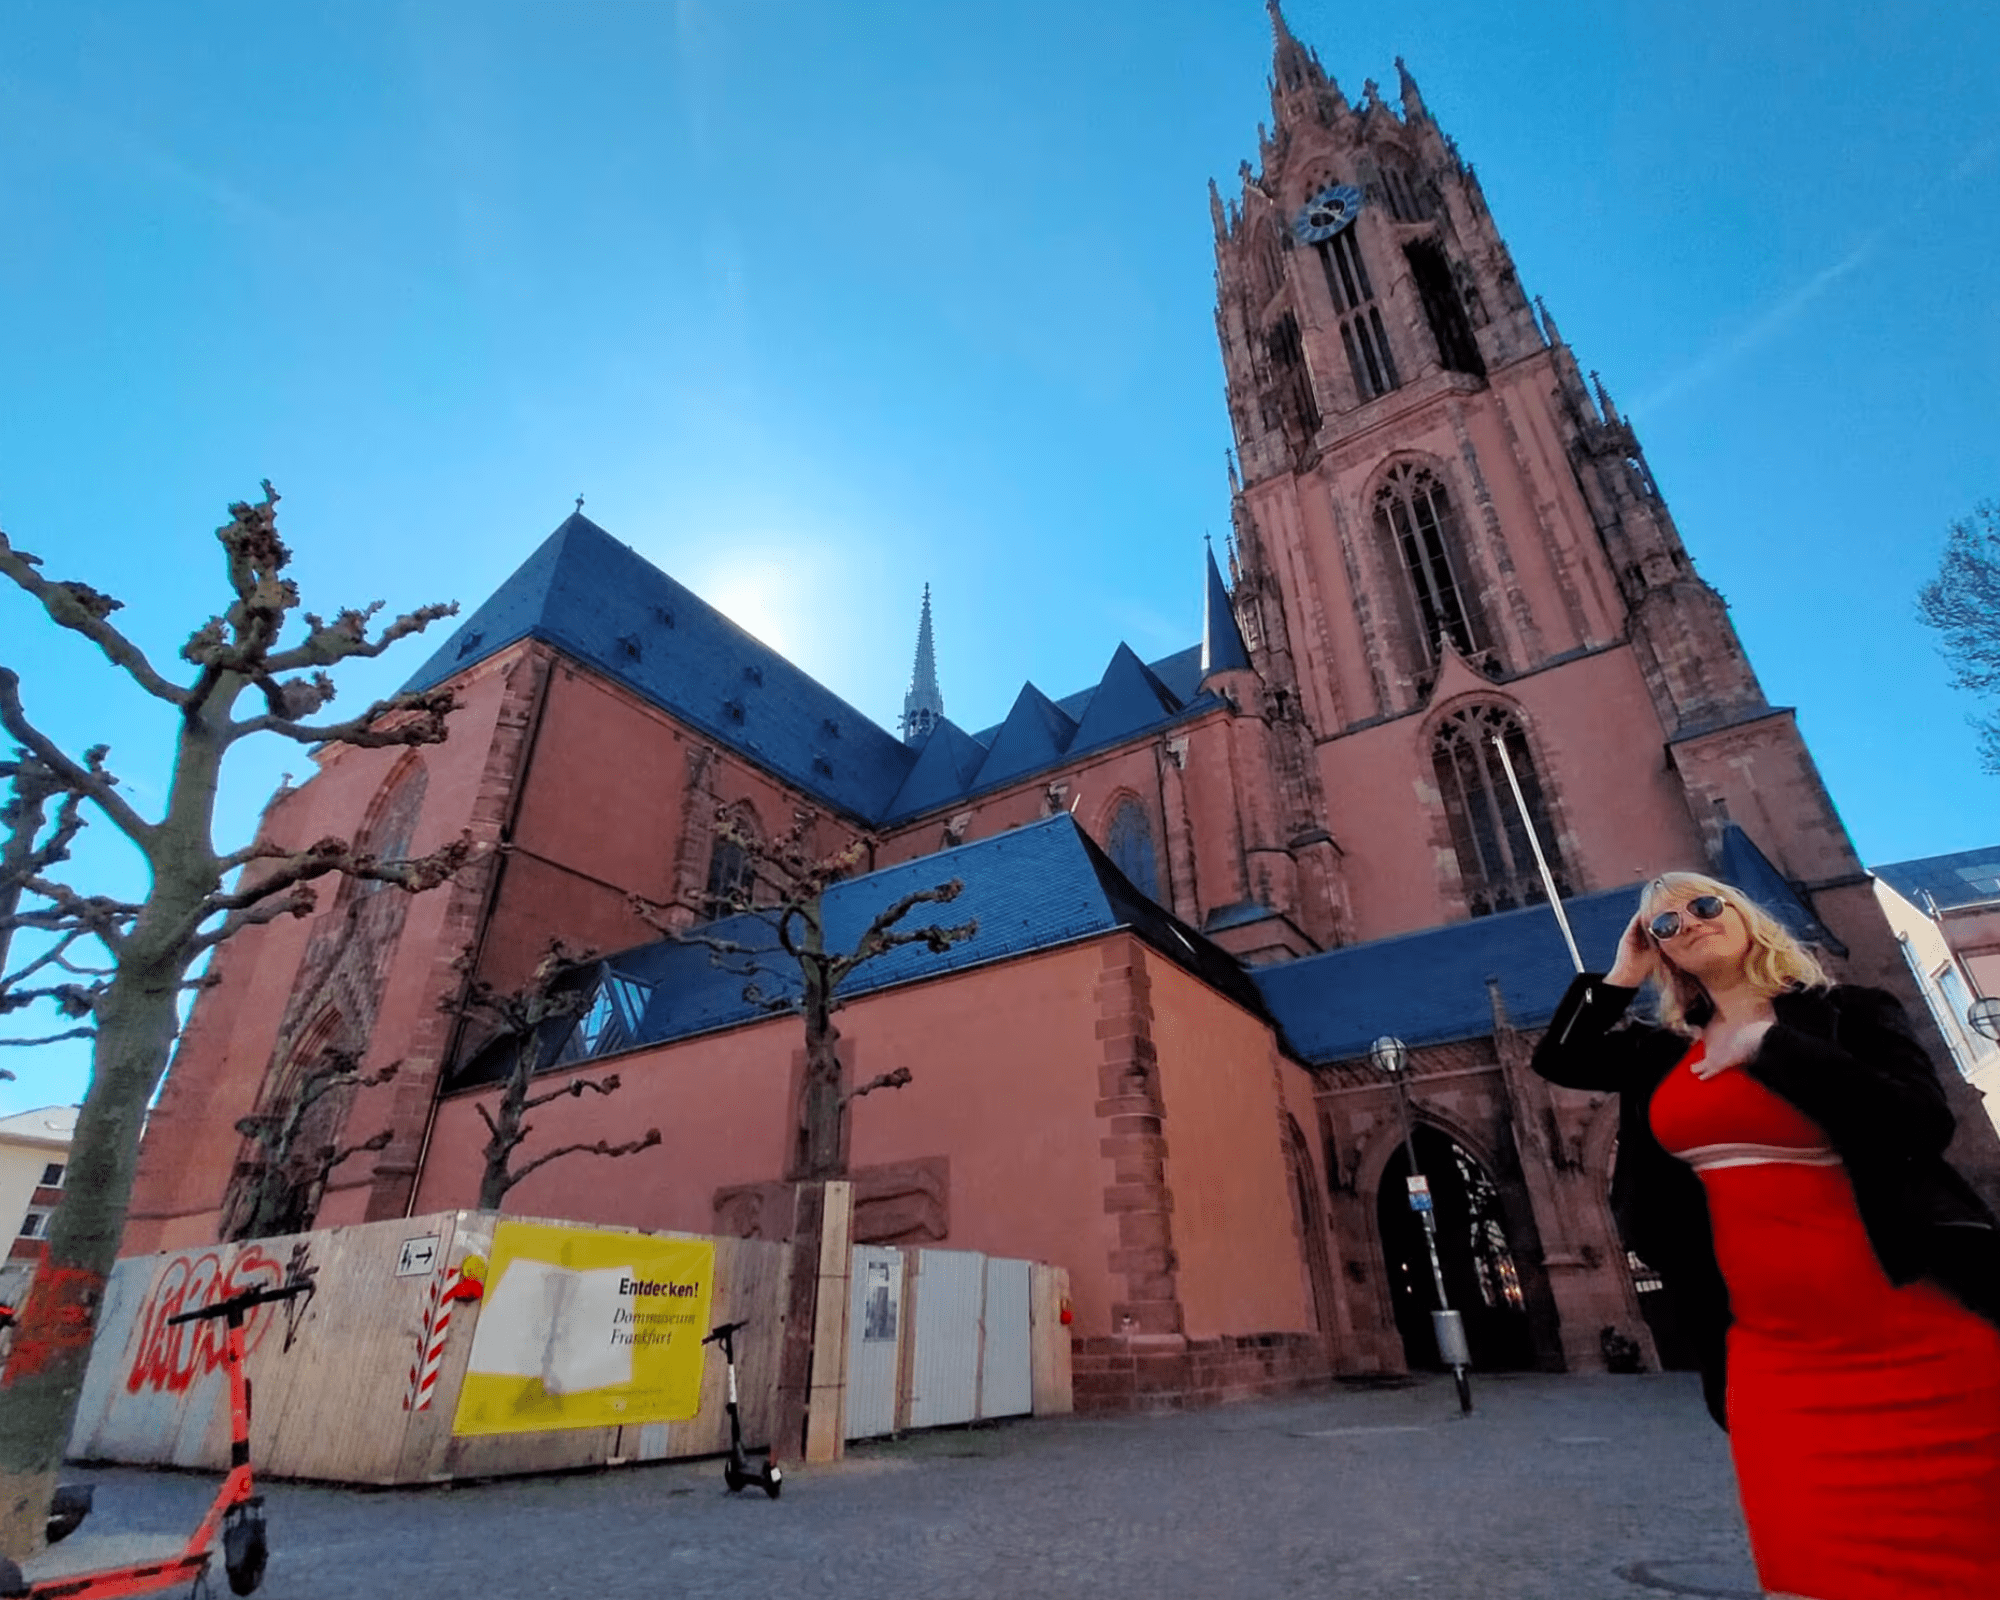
[1370,1034,1473,1415]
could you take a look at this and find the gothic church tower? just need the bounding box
[1215,4,1871,950]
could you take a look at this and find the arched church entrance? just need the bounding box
[1608,1137,1700,1372]
[1375,1126,1535,1371]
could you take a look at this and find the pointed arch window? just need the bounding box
[1264,311,1320,438]
[1374,463,1488,666]
[1316,229,1400,400]
[703,834,754,920]
[1105,798,1160,902]
[1431,704,1570,917]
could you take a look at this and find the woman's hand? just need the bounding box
[1605,910,1656,989]
[1692,1016,1774,1078]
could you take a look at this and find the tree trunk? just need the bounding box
[0,953,183,1559]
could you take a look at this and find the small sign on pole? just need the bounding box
[1406,1174,1433,1213]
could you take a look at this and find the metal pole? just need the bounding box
[1490,735,1584,974]
[1388,1063,1472,1414]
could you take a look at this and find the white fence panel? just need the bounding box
[979,1256,1032,1419]
[845,1246,904,1441]
[908,1249,984,1430]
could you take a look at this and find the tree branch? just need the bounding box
[0,673,155,848]
[520,1073,623,1112]
[0,529,190,706]
[0,1026,94,1047]
[506,1129,661,1189]
[228,685,457,749]
[842,1066,912,1105]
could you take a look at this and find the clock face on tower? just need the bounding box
[1292,184,1364,245]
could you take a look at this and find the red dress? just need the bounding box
[1650,1042,2000,1599]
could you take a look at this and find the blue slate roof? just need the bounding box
[1874,845,2000,913]
[407,513,1233,827]
[1715,822,1845,955]
[402,514,916,819]
[1252,888,1643,1065]
[446,815,1266,1086]
[1201,545,1252,676]
[1069,644,1184,754]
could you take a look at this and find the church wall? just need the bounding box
[1316,645,1705,940]
[1148,959,1315,1340]
[124,649,523,1253]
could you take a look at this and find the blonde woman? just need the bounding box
[1532,872,2000,1600]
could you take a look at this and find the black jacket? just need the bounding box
[1531,975,2000,1426]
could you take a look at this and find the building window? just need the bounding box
[1431,704,1570,917]
[18,1210,50,1240]
[1264,311,1321,438]
[1936,965,1994,1060]
[1375,463,1488,665]
[39,1163,65,1188]
[1105,799,1161,902]
[556,969,654,1065]
[703,835,754,920]
[1405,239,1485,379]
[1317,230,1400,400]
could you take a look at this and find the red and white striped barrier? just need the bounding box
[405,1262,482,1411]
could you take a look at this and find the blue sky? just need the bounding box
[3,0,1997,1112]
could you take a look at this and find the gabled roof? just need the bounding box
[1069,644,1184,755]
[1874,844,2000,914]
[402,514,916,820]
[1716,823,1845,956]
[882,718,991,820]
[1252,888,1644,1065]
[971,683,1080,789]
[405,515,1238,827]
[445,815,1266,1086]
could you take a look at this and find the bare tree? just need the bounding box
[451,942,661,1212]
[1917,500,2000,774]
[0,484,470,1559]
[224,1052,402,1241]
[631,803,977,1182]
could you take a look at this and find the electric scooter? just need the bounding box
[701,1320,781,1499]
[0,1274,314,1600]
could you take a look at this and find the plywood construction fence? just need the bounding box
[66,1211,1074,1484]
[66,1211,791,1485]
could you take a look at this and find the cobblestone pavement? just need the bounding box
[52,1373,1762,1600]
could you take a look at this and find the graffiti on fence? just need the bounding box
[124,1244,285,1395]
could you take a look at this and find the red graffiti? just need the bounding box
[124,1246,284,1395]
[1,1264,108,1384]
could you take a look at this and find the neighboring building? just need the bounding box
[1874,847,2000,1125]
[0,1105,77,1306]
[119,8,1999,1409]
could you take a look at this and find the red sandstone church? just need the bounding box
[124,7,1999,1410]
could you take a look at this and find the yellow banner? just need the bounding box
[452,1222,716,1437]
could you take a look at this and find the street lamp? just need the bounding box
[1370,1034,1473,1415]
[1970,996,2000,1044]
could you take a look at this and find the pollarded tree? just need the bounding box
[450,942,662,1212]
[1917,500,2000,773]
[630,803,977,1182]
[0,485,470,1560]
[224,1052,402,1242]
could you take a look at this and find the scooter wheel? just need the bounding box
[224,1505,269,1596]
[723,1463,747,1494]
[761,1463,783,1500]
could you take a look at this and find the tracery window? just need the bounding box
[1264,311,1320,438]
[1430,704,1570,917]
[351,760,427,899]
[1316,230,1400,400]
[1105,798,1160,902]
[1405,239,1485,379]
[1374,463,1487,665]
[703,833,755,920]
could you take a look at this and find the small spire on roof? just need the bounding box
[901,583,944,746]
[575,494,585,514]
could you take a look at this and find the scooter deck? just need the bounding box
[19,1534,207,1599]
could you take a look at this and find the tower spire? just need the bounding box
[901,584,944,746]
[1266,0,1325,95]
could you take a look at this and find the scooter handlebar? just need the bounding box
[703,1319,749,1345]
[167,1277,316,1326]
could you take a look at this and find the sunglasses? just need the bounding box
[1649,895,1727,941]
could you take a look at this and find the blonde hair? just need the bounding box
[1640,871,1830,1035]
